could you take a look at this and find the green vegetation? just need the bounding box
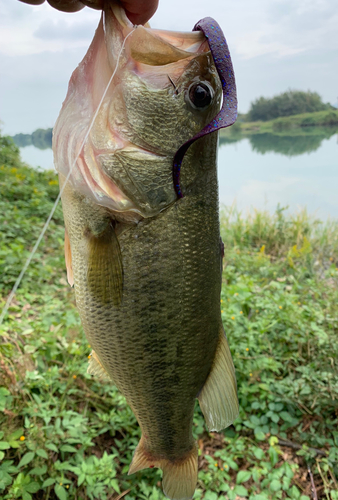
[0,134,337,500]
[12,128,53,150]
[246,90,333,122]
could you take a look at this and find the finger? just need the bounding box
[80,0,103,9]
[47,0,85,12]
[18,0,46,5]
[120,0,159,25]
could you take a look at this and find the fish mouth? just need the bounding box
[104,3,210,89]
[107,3,209,63]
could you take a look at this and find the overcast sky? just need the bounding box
[1,0,337,135]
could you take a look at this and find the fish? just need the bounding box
[53,4,239,500]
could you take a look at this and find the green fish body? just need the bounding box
[54,5,238,499]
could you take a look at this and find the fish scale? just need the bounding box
[61,136,221,454]
[54,5,238,499]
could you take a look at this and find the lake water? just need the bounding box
[18,128,338,219]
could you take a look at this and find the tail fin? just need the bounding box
[128,436,198,500]
[161,447,198,500]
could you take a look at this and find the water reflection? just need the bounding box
[218,131,338,219]
[219,125,338,156]
[12,126,338,218]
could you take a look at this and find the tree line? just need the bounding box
[245,89,333,122]
[12,128,53,150]
[10,91,335,148]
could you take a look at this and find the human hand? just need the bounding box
[18,0,159,25]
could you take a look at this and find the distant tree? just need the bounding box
[11,133,32,147]
[31,128,53,149]
[247,90,332,122]
[12,128,53,149]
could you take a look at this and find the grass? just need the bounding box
[0,135,337,500]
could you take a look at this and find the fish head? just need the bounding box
[53,4,222,218]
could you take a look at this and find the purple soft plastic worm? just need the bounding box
[173,17,238,198]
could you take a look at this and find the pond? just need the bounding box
[16,126,338,219]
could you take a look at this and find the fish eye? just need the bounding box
[187,82,213,109]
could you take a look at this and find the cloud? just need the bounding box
[33,18,97,41]
[0,0,100,56]
[1,0,337,134]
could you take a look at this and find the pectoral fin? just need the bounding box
[198,327,239,431]
[85,222,123,307]
[64,228,74,287]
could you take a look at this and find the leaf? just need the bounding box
[8,429,24,441]
[271,413,280,423]
[36,449,48,459]
[225,458,238,471]
[0,470,13,490]
[30,465,47,475]
[42,478,55,488]
[18,452,35,468]
[78,473,85,486]
[250,415,261,426]
[236,470,251,484]
[22,492,32,500]
[269,446,279,466]
[254,428,266,441]
[204,492,218,500]
[280,411,293,422]
[290,485,301,499]
[270,479,282,491]
[55,484,68,500]
[254,448,264,460]
[60,445,77,453]
[0,442,10,450]
[46,443,58,452]
[228,489,237,500]
[8,440,21,449]
[0,452,4,461]
[234,485,248,496]
[26,481,40,493]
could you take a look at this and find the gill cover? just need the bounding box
[53,4,209,217]
[173,18,238,198]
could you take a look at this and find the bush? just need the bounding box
[247,90,332,122]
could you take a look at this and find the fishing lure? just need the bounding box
[173,17,237,198]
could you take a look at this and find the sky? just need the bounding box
[0,0,337,135]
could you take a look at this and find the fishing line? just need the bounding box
[0,25,137,326]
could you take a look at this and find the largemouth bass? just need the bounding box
[53,4,239,499]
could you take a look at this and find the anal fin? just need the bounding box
[87,350,111,381]
[198,327,239,431]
